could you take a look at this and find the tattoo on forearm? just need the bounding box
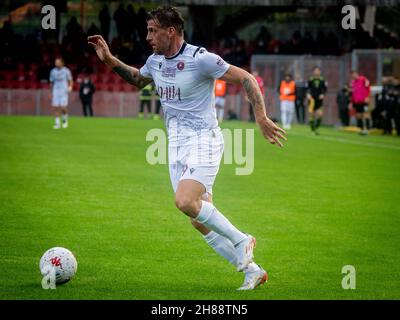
[112,64,149,88]
[242,77,265,115]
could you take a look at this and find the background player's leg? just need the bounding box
[88,102,93,117]
[287,101,295,129]
[356,112,364,130]
[301,103,305,124]
[315,108,323,133]
[146,101,152,117]
[154,100,161,120]
[309,111,315,132]
[295,100,301,124]
[139,101,145,118]
[281,102,287,129]
[53,107,61,129]
[61,107,69,128]
[215,106,223,123]
[248,102,254,122]
[365,114,371,130]
[82,102,88,117]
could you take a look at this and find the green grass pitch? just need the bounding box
[0,115,399,300]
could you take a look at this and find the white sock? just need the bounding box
[55,117,60,126]
[203,231,237,265]
[286,110,291,127]
[281,110,287,128]
[218,108,224,122]
[203,231,260,272]
[196,201,247,246]
[288,109,294,128]
[62,114,68,123]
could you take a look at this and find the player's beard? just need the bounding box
[153,46,163,55]
[151,41,168,55]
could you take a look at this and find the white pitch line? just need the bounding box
[290,132,400,151]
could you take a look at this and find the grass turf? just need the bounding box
[0,115,399,300]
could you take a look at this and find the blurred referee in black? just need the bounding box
[307,66,327,135]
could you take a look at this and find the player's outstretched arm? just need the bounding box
[220,65,287,147]
[87,35,152,89]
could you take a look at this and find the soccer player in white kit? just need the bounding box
[49,58,73,129]
[88,7,286,290]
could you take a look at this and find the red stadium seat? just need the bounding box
[115,77,124,85]
[121,83,133,91]
[27,81,39,89]
[4,71,15,82]
[27,73,36,81]
[40,82,50,89]
[102,74,113,83]
[92,74,102,83]
[17,63,25,72]
[96,83,108,91]
[29,63,39,72]
[14,81,26,89]
[109,84,120,92]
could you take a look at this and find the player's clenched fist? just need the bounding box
[87,35,113,64]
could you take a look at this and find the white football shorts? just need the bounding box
[168,127,224,195]
[52,92,69,107]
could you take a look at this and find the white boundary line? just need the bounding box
[290,132,400,151]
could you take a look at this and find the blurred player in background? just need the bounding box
[215,79,227,122]
[307,66,327,135]
[88,6,286,290]
[279,73,296,130]
[50,58,73,129]
[350,70,371,135]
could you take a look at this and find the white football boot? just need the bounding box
[235,235,256,272]
[62,121,68,129]
[53,124,61,129]
[237,266,268,291]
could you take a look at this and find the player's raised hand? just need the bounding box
[258,117,287,147]
[87,35,112,64]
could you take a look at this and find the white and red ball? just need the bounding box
[39,247,77,284]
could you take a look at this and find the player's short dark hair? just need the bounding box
[312,66,320,71]
[147,6,184,36]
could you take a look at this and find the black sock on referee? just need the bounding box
[309,119,315,131]
[357,119,363,130]
[315,117,321,130]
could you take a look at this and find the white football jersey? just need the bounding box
[49,67,72,94]
[140,42,230,135]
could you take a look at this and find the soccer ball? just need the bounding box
[39,247,78,284]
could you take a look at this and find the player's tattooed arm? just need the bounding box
[221,65,287,147]
[242,77,266,121]
[111,61,152,89]
[221,65,266,121]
